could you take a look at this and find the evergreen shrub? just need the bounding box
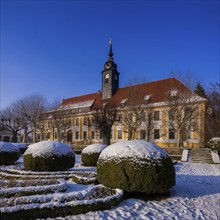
[207,137,220,155]
[0,142,20,165]
[81,144,107,166]
[24,141,75,171]
[97,140,176,195]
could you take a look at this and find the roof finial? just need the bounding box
[108,36,113,61]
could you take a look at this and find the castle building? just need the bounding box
[39,39,206,149]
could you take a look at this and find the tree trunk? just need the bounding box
[33,128,36,143]
[103,133,110,145]
[177,128,181,148]
[12,131,18,143]
[128,129,132,140]
[147,129,150,141]
[23,127,28,143]
[132,129,136,140]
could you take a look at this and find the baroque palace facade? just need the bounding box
[39,39,206,148]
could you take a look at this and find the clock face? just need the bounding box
[106,73,109,79]
[105,63,111,69]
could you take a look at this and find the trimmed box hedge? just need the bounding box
[97,156,175,195]
[0,142,20,165]
[24,154,75,171]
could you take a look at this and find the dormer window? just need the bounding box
[170,90,178,97]
[144,95,151,102]
[120,98,128,104]
[102,102,108,107]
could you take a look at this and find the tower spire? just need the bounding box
[108,37,113,61]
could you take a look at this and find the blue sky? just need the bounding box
[1,0,219,109]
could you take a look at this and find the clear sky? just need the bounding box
[1,0,219,109]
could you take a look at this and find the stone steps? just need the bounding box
[189,148,214,164]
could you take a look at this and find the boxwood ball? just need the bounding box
[24,141,75,171]
[97,140,175,194]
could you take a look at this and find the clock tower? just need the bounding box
[102,38,120,100]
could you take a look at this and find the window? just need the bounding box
[67,130,72,142]
[154,129,160,139]
[154,111,160,121]
[118,114,123,123]
[91,131,95,139]
[83,131,87,140]
[128,112,133,121]
[83,117,87,126]
[140,130,146,139]
[75,131,79,140]
[141,112,146,122]
[185,107,192,117]
[169,129,175,139]
[91,117,95,126]
[76,118,79,126]
[68,119,72,126]
[100,131,103,139]
[118,130,122,139]
[168,109,175,121]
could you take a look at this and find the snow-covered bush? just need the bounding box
[24,141,75,171]
[97,140,175,195]
[0,142,20,165]
[207,137,220,155]
[12,143,28,154]
[81,144,107,166]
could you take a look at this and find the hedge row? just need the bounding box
[0,185,123,219]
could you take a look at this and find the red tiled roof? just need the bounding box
[60,78,196,111]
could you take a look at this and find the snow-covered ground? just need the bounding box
[53,159,220,220]
[1,155,220,220]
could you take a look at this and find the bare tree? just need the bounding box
[93,104,117,145]
[141,108,154,141]
[165,85,203,148]
[0,107,23,143]
[167,71,197,90]
[47,111,71,142]
[47,98,62,111]
[12,94,47,143]
[205,82,220,142]
[119,83,153,140]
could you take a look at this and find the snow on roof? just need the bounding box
[99,140,168,160]
[0,142,20,153]
[58,100,95,110]
[82,144,107,154]
[24,141,74,157]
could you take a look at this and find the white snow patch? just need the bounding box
[0,142,20,153]
[54,162,220,220]
[82,144,107,154]
[99,140,168,160]
[181,149,189,162]
[24,141,74,157]
[211,151,220,163]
